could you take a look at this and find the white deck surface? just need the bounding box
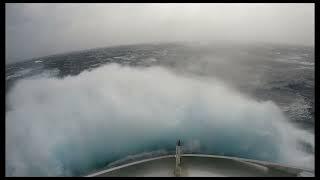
[85,154,314,177]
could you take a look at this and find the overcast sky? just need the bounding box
[6,3,314,64]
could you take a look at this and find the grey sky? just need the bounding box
[6,3,314,64]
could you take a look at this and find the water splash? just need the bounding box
[6,64,314,176]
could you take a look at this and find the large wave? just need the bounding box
[6,64,314,176]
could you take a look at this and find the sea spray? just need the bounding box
[6,64,314,176]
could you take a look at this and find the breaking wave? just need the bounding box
[6,64,314,176]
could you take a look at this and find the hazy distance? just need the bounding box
[6,3,314,64]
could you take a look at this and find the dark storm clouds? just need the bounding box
[6,3,314,63]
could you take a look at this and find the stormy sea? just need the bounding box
[5,42,314,176]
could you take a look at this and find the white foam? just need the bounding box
[6,64,314,176]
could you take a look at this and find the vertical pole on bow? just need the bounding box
[175,139,182,176]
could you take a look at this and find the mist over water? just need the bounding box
[6,64,314,176]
